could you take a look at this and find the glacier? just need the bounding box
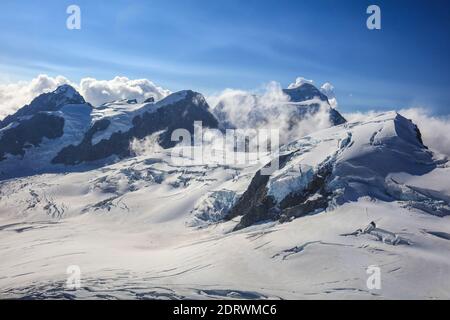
[0,83,449,300]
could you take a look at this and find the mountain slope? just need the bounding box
[282,83,346,126]
[0,87,219,179]
[0,111,449,299]
[228,112,445,230]
[212,82,346,140]
[52,90,218,165]
[0,84,87,130]
[0,86,93,179]
[1,80,450,300]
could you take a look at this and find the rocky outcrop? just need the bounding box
[0,85,87,129]
[0,113,65,161]
[212,82,346,132]
[229,154,334,231]
[52,90,219,165]
[227,112,439,231]
[283,83,346,126]
[282,83,329,103]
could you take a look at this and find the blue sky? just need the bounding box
[1,0,449,114]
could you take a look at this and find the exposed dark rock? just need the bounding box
[0,113,65,161]
[283,83,329,103]
[0,85,86,130]
[279,162,332,210]
[52,90,219,165]
[227,169,275,230]
[143,97,155,103]
[283,83,346,126]
[228,154,292,231]
[229,154,334,231]
[426,231,450,241]
[51,119,112,165]
[410,120,427,148]
[212,83,346,131]
[279,162,333,222]
[329,108,347,126]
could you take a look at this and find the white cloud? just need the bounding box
[208,81,332,145]
[0,75,72,120]
[400,108,450,158]
[320,82,338,108]
[79,76,170,107]
[344,108,450,158]
[129,133,163,157]
[343,110,381,123]
[0,74,171,120]
[287,77,314,89]
[286,77,339,109]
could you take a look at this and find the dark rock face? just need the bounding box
[283,83,329,103]
[406,118,427,148]
[53,90,219,165]
[284,83,346,126]
[0,85,86,130]
[226,166,275,228]
[212,83,346,131]
[329,108,347,126]
[143,97,155,103]
[51,119,112,165]
[0,113,65,161]
[229,155,334,231]
[278,162,333,223]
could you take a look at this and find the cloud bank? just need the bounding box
[0,75,171,120]
[208,81,332,145]
[79,76,170,107]
[2,75,448,158]
[320,82,338,108]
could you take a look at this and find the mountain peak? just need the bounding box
[0,84,87,129]
[287,77,314,89]
[54,84,77,96]
[283,82,329,103]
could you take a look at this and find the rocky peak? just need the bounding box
[283,83,329,103]
[0,85,87,129]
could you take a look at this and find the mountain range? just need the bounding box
[0,81,449,299]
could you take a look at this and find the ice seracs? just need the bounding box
[227,112,445,230]
[0,85,92,179]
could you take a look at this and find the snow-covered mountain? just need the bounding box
[0,86,218,180]
[212,82,346,135]
[0,85,93,178]
[228,112,447,230]
[0,83,449,300]
[0,84,87,129]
